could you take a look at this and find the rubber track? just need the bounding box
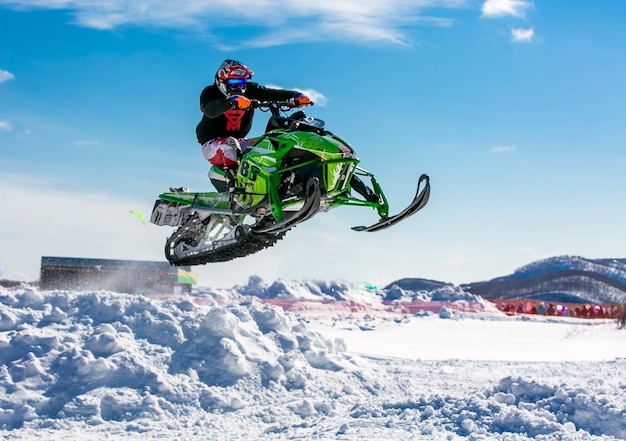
[168,229,290,266]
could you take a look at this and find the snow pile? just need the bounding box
[345,369,626,440]
[0,287,380,438]
[237,276,385,303]
[1,286,625,440]
[215,276,499,317]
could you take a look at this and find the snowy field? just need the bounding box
[1,286,625,440]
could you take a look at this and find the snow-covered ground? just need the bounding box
[1,286,625,440]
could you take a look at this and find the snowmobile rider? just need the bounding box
[196,59,311,193]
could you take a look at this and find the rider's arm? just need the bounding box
[201,98,232,118]
[199,85,233,118]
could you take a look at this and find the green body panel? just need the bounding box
[159,192,231,210]
[233,129,364,218]
[158,125,389,220]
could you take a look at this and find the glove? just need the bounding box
[292,92,311,108]
[230,95,251,110]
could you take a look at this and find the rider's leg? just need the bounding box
[201,137,242,192]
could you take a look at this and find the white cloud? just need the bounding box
[481,0,533,18]
[0,120,13,131]
[0,68,15,83]
[0,0,473,46]
[511,27,534,42]
[0,172,165,281]
[491,145,516,153]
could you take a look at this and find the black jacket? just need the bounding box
[195,82,296,144]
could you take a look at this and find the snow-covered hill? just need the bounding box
[1,285,625,440]
[460,256,626,304]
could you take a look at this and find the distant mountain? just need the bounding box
[382,278,464,302]
[383,278,452,293]
[460,256,626,304]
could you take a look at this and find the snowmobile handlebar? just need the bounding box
[251,99,314,113]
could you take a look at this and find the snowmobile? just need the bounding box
[150,100,430,266]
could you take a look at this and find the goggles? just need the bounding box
[225,78,247,89]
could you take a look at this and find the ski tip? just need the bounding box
[351,226,367,232]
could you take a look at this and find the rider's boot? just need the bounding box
[224,165,246,212]
[224,136,244,194]
[224,166,238,194]
[223,138,246,211]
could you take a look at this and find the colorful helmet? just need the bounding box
[215,59,254,97]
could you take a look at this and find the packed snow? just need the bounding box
[1,285,625,440]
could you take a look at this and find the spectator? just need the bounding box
[617,304,626,329]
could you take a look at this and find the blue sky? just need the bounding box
[1,1,626,288]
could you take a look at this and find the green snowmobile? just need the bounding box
[150,101,430,266]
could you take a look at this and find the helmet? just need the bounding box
[215,59,254,97]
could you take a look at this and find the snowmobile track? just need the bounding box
[168,229,289,266]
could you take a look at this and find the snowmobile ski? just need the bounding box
[351,174,430,232]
